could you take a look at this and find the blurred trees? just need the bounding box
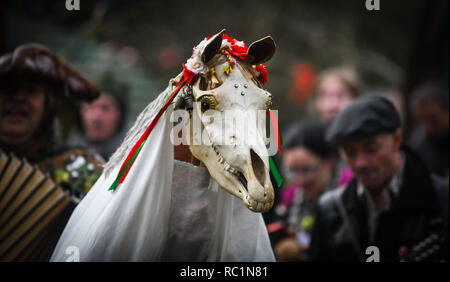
[1,0,448,135]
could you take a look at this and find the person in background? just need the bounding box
[409,81,449,181]
[67,71,129,161]
[313,66,361,123]
[0,43,103,260]
[268,120,340,261]
[308,96,448,262]
[313,66,362,187]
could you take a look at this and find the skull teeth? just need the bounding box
[212,145,240,177]
[246,198,272,212]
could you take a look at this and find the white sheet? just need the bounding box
[50,107,274,262]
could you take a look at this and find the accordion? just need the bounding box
[0,149,74,261]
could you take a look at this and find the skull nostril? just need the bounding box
[250,149,266,187]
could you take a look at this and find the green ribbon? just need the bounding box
[108,79,186,191]
[269,156,283,188]
[109,139,147,191]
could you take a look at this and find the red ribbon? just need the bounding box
[109,33,274,191]
[108,79,186,191]
[268,109,283,156]
[182,64,198,85]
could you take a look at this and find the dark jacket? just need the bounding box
[308,146,449,262]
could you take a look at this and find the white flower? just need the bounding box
[70,156,87,170]
[234,40,245,47]
[185,56,206,74]
[221,39,232,50]
[87,163,95,171]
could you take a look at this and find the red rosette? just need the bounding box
[228,45,248,60]
[182,63,198,85]
[222,34,238,45]
[223,34,248,60]
[256,64,268,85]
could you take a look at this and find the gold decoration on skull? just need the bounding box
[199,51,265,93]
[198,95,218,113]
[221,49,235,75]
[265,96,272,110]
[208,68,221,89]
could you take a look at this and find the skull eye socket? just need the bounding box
[201,101,210,111]
[198,95,218,113]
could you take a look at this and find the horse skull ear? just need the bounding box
[201,29,225,63]
[246,36,276,65]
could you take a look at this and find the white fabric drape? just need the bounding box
[51,106,274,262]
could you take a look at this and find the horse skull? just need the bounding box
[176,30,276,212]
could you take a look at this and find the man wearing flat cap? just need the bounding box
[0,43,103,260]
[308,96,448,262]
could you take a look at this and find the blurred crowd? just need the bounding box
[0,42,448,262]
[265,66,448,262]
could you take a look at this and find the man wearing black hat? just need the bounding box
[0,43,104,261]
[308,96,448,262]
